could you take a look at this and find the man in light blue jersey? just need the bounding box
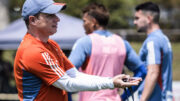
[134,2,173,101]
[69,3,146,101]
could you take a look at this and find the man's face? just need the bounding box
[34,13,60,36]
[134,10,149,32]
[82,13,95,34]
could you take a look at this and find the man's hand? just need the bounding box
[112,74,142,88]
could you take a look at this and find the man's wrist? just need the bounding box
[108,77,114,89]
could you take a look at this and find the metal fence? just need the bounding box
[110,29,180,42]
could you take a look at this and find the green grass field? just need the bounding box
[2,42,180,80]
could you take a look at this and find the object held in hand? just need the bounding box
[123,77,142,82]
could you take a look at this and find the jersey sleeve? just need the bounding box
[68,36,91,69]
[124,40,143,71]
[146,39,161,65]
[60,49,75,71]
[23,48,65,86]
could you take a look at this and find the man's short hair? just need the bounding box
[82,3,109,27]
[135,2,160,24]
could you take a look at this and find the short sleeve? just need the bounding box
[146,40,161,65]
[60,49,75,71]
[124,40,143,71]
[68,36,92,68]
[23,48,65,86]
[50,39,74,71]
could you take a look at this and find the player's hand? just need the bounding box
[112,74,142,88]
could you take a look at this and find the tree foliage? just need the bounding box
[8,0,180,29]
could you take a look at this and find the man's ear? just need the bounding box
[147,15,153,24]
[91,17,96,23]
[29,16,37,25]
[92,18,99,29]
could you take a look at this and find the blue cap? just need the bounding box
[22,0,66,20]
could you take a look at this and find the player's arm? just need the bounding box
[68,36,91,68]
[122,40,147,79]
[52,68,141,92]
[140,40,161,101]
[140,64,160,101]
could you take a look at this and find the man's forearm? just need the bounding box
[53,73,114,92]
[53,68,141,92]
[53,68,114,92]
[140,65,159,101]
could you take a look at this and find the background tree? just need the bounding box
[7,0,180,29]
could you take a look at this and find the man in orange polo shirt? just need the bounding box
[14,0,142,101]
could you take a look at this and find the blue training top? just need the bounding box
[138,29,173,101]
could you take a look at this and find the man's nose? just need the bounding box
[133,20,136,25]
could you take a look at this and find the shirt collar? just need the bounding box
[93,30,112,37]
[148,29,162,37]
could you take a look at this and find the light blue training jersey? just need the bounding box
[138,29,173,101]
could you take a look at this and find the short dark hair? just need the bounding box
[135,2,160,23]
[82,3,109,27]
